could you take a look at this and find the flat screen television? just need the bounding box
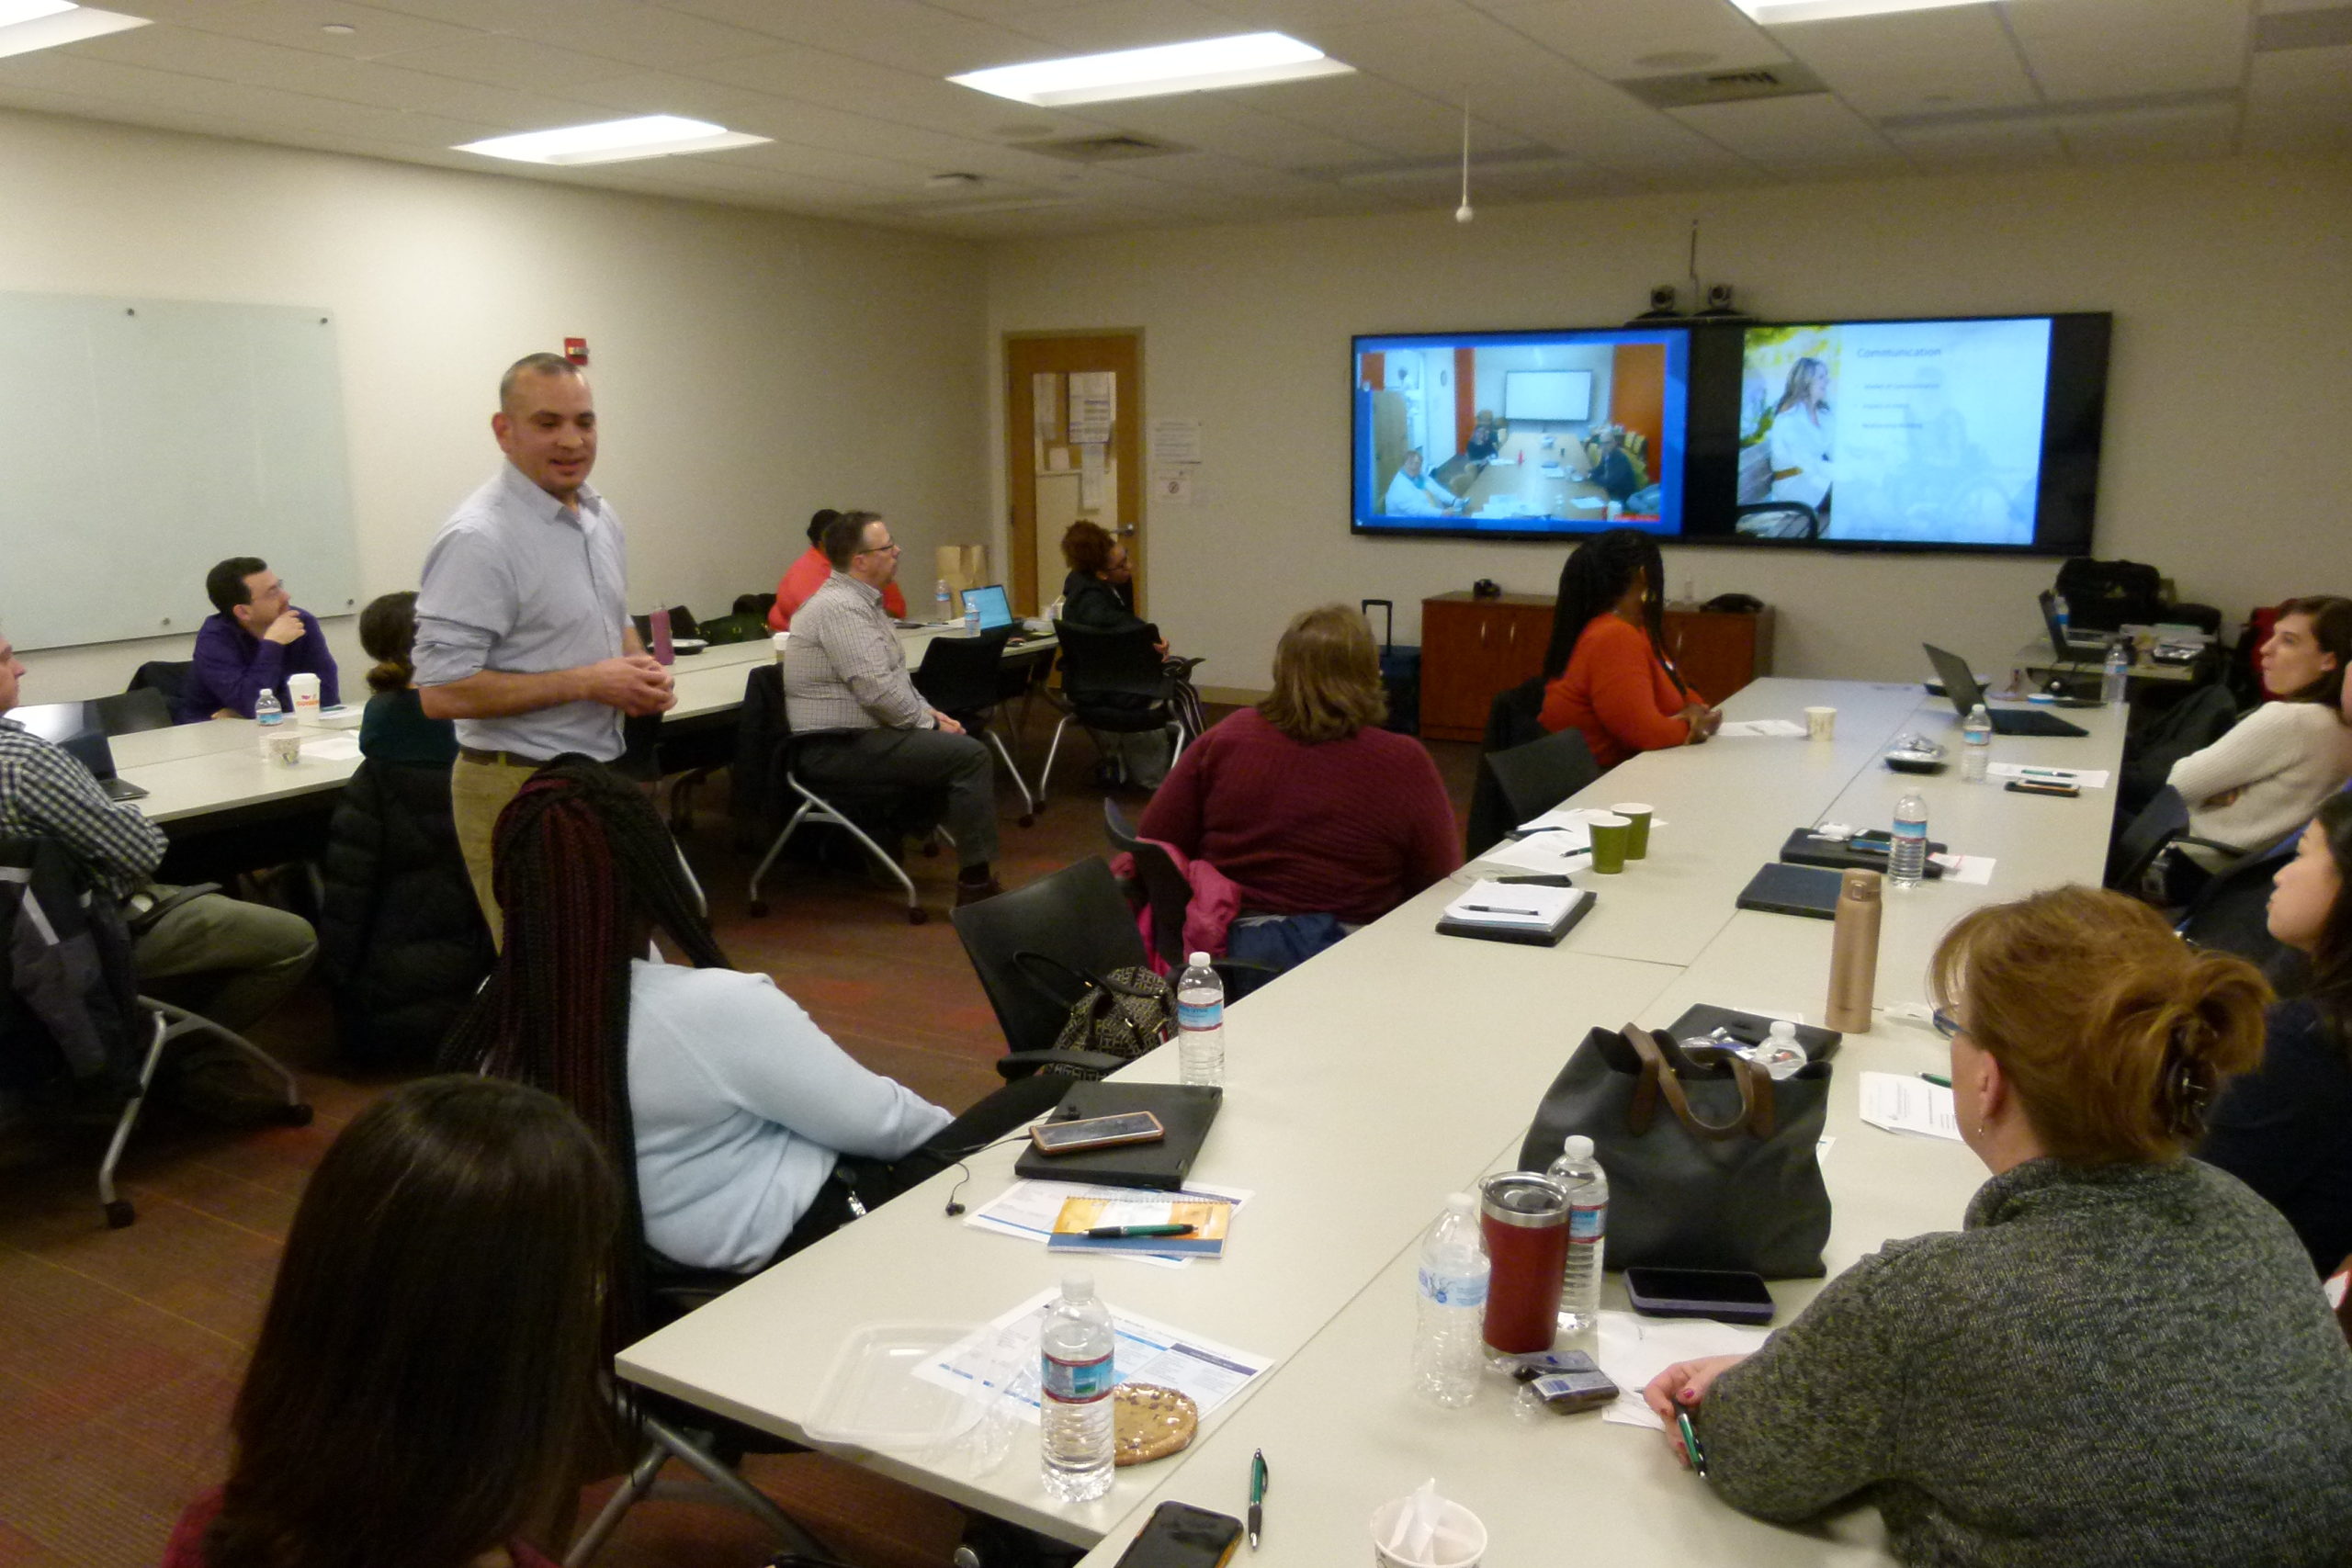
[1351,327,1693,541]
[1679,311,2110,555]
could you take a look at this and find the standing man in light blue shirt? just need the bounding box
[414,352,674,936]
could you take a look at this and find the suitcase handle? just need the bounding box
[1361,598,1395,650]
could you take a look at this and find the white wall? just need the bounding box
[0,108,989,704]
[986,153,2352,694]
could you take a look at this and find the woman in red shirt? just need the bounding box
[161,1077,614,1568]
[1139,604,1458,930]
[1538,528,1718,770]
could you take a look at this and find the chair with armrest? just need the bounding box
[1038,622,1187,807]
[2176,836,2297,986]
[947,857,1148,1080]
[1100,801,1282,1000]
[0,837,309,1229]
[2107,785,2243,905]
[741,666,950,926]
[911,633,1036,826]
[1465,716,1598,860]
[127,660,194,711]
[92,687,174,736]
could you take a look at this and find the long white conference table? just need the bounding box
[615,677,2131,1562]
[107,624,1018,827]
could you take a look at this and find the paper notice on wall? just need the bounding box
[1079,443,1107,510]
[1031,372,1060,441]
[1069,371,1115,444]
[1150,464,1193,504]
[1149,418,1202,463]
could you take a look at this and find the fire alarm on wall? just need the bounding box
[564,337,588,365]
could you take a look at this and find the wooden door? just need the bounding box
[1004,333,1143,619]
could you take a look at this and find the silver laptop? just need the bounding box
[12,702,148,801]
[2039,590,2111,660]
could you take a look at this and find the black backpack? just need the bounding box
[2055,558,2165,633]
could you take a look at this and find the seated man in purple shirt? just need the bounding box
[176,556,341,724]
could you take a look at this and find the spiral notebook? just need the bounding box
[1437,878,1594,947]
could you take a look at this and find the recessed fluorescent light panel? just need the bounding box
[456,115,770,167]
[950,32,1352,107]
[1732,0,1994,21]
[0,1,150,61]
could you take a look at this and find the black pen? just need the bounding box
[1460,903,1540,917]
[1248,1449,1267,1549]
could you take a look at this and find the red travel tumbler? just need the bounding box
[1479,1172,1570,1354]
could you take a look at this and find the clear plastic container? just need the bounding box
[805,1323,988,1458]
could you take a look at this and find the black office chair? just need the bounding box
[911,633,1036,825]
[2177,838,2298,984]
[126,660,194,712]
[91,687,174,736]
[1101,801,1283,1000]
[2106,785,2241,904]
[1038,621,1188,807]
[630,605,702,649]
[948,857,1151,1078]
[741,666,950,925]
[1466,725,1598,860]
[2118,682,2240,819]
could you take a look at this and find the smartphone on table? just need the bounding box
[1029,1111,1166,1156]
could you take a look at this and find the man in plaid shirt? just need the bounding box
[0,634,316,1112]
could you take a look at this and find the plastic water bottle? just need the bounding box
[1545,1137,1608,1338]
[1890,793,1928,888]
[1038,1274,1116,1502]
[1742,1020,1809,1080]
[1962,704,1992,783]
[253,689,284,755]
[2102,640,2131,706]
[1412,1193,1489,1407]
[964,602,981,638]
[2052,592,2070,646]
[1176,952,1224,1087]
[934,578,953,625]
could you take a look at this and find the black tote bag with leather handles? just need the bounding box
[1516,1023,1833,1279]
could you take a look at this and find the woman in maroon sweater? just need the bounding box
[1139,604,1459,928]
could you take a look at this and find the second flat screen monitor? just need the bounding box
[1351,327,1691,541]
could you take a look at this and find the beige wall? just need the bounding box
[986,154,2352,694]
[1,107,988,704]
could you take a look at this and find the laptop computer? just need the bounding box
[11,701,149,801]
[2038,590,2111,660]
[961,583,1014,633]
[1922,644,2088,738]
[1012,1081,1223,1191]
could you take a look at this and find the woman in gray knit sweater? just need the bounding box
[1645,886,2352,1566]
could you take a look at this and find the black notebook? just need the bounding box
[1012,1081,1224,1191]
[1781,828,1945,879]
[1736,862,1846,920]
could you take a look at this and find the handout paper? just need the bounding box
[1515,806,1598,840]
[1928,852,1996,886]
[1477,834,1592,875]
[1859,1071,1962,1142]
[1595,1311,1774,1430]
[1442,877,1583,930]
[917,1287,1274,1424]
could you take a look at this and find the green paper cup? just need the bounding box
[1611,803,1653,859]
[1587,813,1631,874]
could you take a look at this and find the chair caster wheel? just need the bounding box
[1019,814,1035,828]
[748,899,769,918]
[105,1199,134,1229]
[278,1102,313,1127]
[908,907,929,926]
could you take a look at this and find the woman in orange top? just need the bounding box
[1538,528,1719,770]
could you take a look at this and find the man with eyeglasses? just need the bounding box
[782,510,1001,904]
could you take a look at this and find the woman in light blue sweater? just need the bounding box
[443,758,1068,1274]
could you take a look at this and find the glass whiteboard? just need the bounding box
[0,293,359,651]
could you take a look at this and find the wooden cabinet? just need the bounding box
[1418,592,1773,743]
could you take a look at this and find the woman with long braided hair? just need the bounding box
[443,757,1064,1282]
[1537,527,1719,770]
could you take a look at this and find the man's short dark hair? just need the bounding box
[806,508,842,546]
[821,511,884,571]
[207,557,269,618]
[498,352,584,410]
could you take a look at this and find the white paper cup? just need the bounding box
[1804,705,1836,739]
[772,630,791,663]
[1370,1496,1487,1568]
[262,729,302,766]
[287,671,322,722]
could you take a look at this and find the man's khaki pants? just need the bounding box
[451,752,542,948]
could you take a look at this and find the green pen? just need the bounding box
[1085,1223,1196,1239]
[1248,1448,1267,1548]
[1676,1405,1708,1480]
[2017,767,2074,779]
[1920,1073,1951,1089]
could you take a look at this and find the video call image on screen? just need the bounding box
[1352,329,1690,539]
[1734,317,2053,547]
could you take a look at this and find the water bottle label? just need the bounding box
[1418,1268,1487,1309]
[1892,820,1927,840]
[1040,1351,1116,1404]
[1568,1201,1606,1241]
[1176,1000,1221,1031]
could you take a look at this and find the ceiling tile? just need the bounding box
[359,32,647,90]
[1002,0,1249,52]
[1487,0,1788,82]
[654,0,1054,74]
[1193,0,1467,29]
[365,0,790,73]
[177,0,485,60]
[2056,98,2241,160]
[2242,38,2352,145]
[2005,0,2252,102]
[1220,70,1530,158]
[1769,5,2037,119]
[1084,91,1386,168]
[1884,117,2067,171]
[695,42,1119,141]
[1668,91,1904,175]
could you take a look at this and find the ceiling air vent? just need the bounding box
[1013,131,1188,163]
[1617,62,1827,110]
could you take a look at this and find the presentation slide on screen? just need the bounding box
[1353,330,1687,538]
[1736,318,2052,546]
